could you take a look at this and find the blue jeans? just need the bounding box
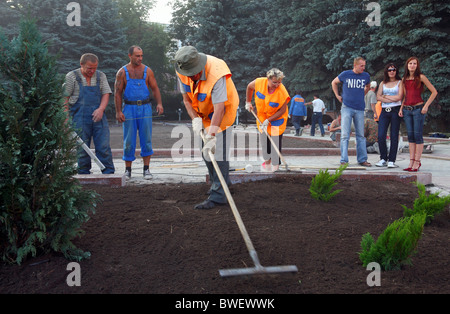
[340,104,367,163]
[310,112,325,136]
[403,106,425,144]
[291,115,304,134]
[378,106,401,162]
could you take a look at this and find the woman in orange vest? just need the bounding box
[246,68,291,172]
[174,46,239,210]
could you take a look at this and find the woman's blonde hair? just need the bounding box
[266,68,284,80]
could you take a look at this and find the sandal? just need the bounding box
[409,159,421,172]
[403,159,414,171]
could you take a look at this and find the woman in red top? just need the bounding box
[399,57,437,172]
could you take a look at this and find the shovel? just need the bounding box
[72,132,106,171]
[200,131,298,277]
[250,109,290,171]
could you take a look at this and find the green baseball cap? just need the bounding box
[174,46,207,76]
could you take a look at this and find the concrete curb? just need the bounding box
[75,174,126,187]
[227,170,432,186]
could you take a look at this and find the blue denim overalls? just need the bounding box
[70,70,115,174]
[122,66,153,161]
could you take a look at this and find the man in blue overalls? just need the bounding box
[114,46,164,179]
[64,53,115,174]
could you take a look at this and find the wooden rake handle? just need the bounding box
[200,131,262,268]
[249,109,289,170]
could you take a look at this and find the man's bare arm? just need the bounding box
[147,68,163,115]
[331,77,342,103]
[114,68,126,123]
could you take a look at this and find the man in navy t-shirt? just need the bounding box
[331,57,372,167]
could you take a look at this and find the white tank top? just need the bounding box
[382,80,401,108]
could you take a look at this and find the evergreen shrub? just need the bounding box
[359,213,426,271]
[309,164,347,202]
[0,19,98,264]
[402,182,450,224]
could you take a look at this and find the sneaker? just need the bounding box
[124,169,131,179]
[143,169,153,180]
[299,128,303,136]
[272,164,279,172]
[376,159,387,167]
[387,161,398,168]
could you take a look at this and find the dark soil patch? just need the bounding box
[1,175,449,294]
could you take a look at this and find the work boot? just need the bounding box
[194,199,219,210]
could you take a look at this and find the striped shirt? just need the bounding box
[64,69,112,105]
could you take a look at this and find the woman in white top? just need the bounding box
[375,63,404,168]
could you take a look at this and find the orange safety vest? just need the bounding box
[374,101,382,122]
[254,77,290,136]
[177,56,239,132]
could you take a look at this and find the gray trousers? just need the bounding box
[260,132,282,165]
[202,128,232,204]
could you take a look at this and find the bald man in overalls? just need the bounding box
[114,46,163,179]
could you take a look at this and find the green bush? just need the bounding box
[402,182,450,224]
[0,19,99,264]
[309,164,347,202]
[359,213,426,271]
